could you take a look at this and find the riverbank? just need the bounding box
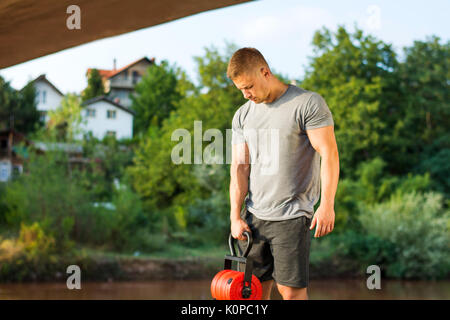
[0,243,365,283]
[0,244,226,282]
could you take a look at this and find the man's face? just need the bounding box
[232,67,270,104]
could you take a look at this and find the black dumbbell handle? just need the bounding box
[228,231,253,258]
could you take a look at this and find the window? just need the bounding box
[42,90,47,104]
[86,108,96,117]
[132,71,140,85]
[107,110,116,119]
[106,131,116,138]
[39,111,47,122]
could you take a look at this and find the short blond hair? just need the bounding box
[227,47,269,80]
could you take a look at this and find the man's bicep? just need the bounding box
[306,125,338,156]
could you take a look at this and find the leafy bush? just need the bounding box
[3,150,86,252]
[18,222,57,258]
[358,191,450,279]
[1,133,151,253]
[311,191,449,279]
[311,229,397,277]
[0,228,123,282]
[0,222,59,281]
[106,182,150,252]
[0,183,8,226]
[123,229,169,253]
[185,190,230,247]
[334,157,432,233]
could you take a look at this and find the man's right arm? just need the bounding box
[230,142,251,240]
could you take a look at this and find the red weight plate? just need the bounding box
[227,272,262,300]
[218,270,239,300]
[211,270,228,299]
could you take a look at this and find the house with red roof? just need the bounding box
[86,56,155,108]
[24,57,153,141]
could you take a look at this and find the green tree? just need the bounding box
[398,37,450,196]
[131,60,188,137]
[81,69,105,102]
[302,26,400,179]
[399,36,450,147]
[47,93,85,141]
[0,76,40,134]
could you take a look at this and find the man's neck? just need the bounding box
[267,81,289,103]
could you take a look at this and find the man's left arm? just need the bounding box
[306,125,340,237]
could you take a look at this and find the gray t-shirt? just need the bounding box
[231,84,334,221]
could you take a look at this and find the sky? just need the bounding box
[1,0,449,94]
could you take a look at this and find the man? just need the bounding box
[228,48,339,300]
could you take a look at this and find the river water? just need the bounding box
[0,279,449,299]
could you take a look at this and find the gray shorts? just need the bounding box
[237,208,312,288]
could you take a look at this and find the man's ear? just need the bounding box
[261,66,270,78]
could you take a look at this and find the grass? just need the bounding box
[79,243,229,261]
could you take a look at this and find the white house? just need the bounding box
[30,74,64,123]
[28,73,135,141]
[78,96,135,140]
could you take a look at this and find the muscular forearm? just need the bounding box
[319,148,339,207]
[229,164,250,221]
